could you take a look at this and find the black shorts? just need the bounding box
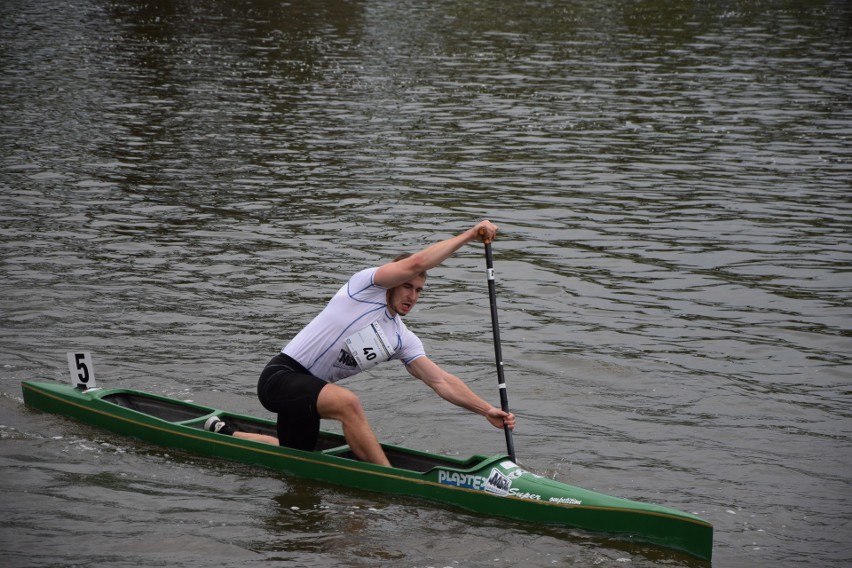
[257,353,328,451]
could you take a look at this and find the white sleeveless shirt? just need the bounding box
[282,267,425,383]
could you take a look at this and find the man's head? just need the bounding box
[386,253,427,317]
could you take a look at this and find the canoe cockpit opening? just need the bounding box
[102,392,213,423]
[386,451,471,473]
[100,391,485,473]
[207,417,468,472]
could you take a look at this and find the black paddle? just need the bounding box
[479,228,517,462]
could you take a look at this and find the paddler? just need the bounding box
[205,220,515,466]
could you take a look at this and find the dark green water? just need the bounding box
[2,1,850,566]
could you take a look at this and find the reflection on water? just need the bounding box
[1,0,850,566]
[264,488,409,561]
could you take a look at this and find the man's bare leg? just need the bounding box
[233,431,280,445]
[317,383,391,466]
[205,415,279,445]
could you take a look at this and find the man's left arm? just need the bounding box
[406,356,515,431]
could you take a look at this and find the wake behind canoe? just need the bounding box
[21,380,713,561]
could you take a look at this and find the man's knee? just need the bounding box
[317,385,365,421]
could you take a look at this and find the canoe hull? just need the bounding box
[21,380,712,561]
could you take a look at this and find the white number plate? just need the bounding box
[67,352,96,389]
[345,322,396,371]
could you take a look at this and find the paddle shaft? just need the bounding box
[480,230,516,462]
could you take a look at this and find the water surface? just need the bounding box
[2,1,850,566]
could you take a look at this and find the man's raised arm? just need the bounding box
[374,220,498,289]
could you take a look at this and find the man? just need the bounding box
[206,220,515,466]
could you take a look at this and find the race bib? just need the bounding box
[345,320,396,370]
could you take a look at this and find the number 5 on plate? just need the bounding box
[67,352,96,389]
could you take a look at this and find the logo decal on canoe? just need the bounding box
[485,468,512,496]
[437,468,545,502]
[548,496,583,505]
[437,469,514,497]
[438,470,488,491]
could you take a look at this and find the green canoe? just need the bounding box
[21,380,713,560]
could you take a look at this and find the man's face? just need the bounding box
[387,275,426,316]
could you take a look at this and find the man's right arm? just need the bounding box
[374,220,498,289]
